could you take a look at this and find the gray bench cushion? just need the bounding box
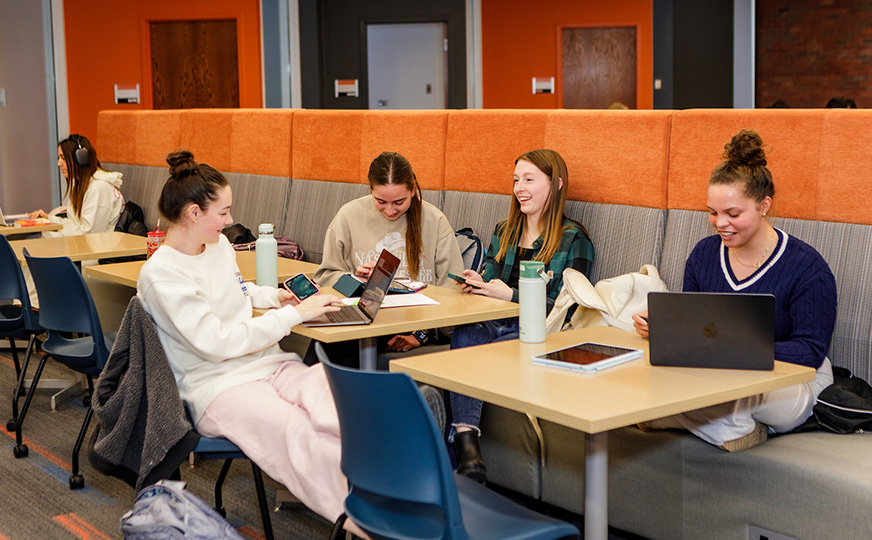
[565,201,666,283]
[442,190,512,241]
[105,163,167,230]
[222,172,292,241]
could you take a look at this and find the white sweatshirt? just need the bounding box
[137,235,303,423]
[46,169,124,237]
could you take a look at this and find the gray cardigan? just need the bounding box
[89,297,199,490]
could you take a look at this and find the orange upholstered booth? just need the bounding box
[291,110,366,183]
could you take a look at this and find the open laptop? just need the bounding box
[0,204,28,226]
[647,291,775,370]
[303,249,401,327]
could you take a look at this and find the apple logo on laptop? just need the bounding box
[703,322,719,338]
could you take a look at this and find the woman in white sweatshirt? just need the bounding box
[29,134,124,237]
[136,150,361,531]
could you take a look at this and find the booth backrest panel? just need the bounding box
[96,112,136,164]
[292,110,366,183]
[180,110,233,172]
[545,110,672,209]
[444,110,549,194]
[360,111,448,191]
[224,172,293,238]
[230,109,294,177]
[667,109,828,219]
[817,109,872,225]
[134,111,182,167]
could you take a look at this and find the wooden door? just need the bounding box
[150,20,240,109]
[562,27,636,109]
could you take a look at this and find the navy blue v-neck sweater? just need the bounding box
[683,229,837,369]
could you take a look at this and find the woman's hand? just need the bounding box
[632,310,649,339]
[294,294,342,322]
[279,281,321,307]
[355,261,375,278]
[27,209,48,219]
[386,334,421,352]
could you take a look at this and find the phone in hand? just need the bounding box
[283,273,319,300]
[447,272,481,289]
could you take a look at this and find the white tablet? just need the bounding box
[532,342,644,373]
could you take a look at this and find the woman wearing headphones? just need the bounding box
[28,134,124,237]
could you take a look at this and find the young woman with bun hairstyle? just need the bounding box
[632,129,836,451]
[449,149,595,483]
[315,151,464,353]
[29,134,124,237]
[137,150,364,530]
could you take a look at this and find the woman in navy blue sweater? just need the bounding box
[633,129,836,451]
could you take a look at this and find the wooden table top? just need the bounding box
[391,325,815,434]
[10,231,147,264]
[84,250,319,288]
[0,223,63,236]
[290,283,520,342]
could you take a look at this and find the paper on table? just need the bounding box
[340,293,439,308]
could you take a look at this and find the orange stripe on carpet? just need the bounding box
[52,513,113,540]
[239,525,266,540]
[1,424,71,470]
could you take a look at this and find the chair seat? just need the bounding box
[0,304,38,337]
[194,436,247,459]
[42,333,115,375]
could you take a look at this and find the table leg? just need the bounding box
[585,431,608,540]
[359,336,377,371]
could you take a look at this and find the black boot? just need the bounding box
[454,430,487,483]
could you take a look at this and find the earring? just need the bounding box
[762,212,767,217]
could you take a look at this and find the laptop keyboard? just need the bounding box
[325,305,364,323]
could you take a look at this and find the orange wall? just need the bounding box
[63,0,262,142]
[481,0,653,110]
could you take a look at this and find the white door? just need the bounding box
[367,22,447,109]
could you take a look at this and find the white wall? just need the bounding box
[0,0,58,213]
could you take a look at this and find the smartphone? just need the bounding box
[447,272,480,289]
[283,273,319,300]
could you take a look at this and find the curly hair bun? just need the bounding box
[166,150,198,177]
[723,129,767,168]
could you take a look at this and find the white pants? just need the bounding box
[197,361,347,522]
[669,358,833,446]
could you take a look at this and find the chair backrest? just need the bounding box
[0,236,40,332]
[23,248,106,347]
[316,344,465,536]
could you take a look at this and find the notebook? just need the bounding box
[647,291,775,370]
[303,249,401,327]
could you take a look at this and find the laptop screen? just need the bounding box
[358,249,401,320]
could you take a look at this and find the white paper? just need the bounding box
[340,293,439,308]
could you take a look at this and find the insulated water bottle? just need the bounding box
[256,223,278,287]
[519,260,549,343]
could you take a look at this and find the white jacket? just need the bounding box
[46,169,124,236]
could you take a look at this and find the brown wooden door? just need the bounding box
[150,20,240,109]
[562,27,636,109]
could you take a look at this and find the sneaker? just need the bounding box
[718,422,768,452]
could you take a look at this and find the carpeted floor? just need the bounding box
[0,344,646,540]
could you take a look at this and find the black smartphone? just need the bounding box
[283,273,319,300]
[447,272,480,289]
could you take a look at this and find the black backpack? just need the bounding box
[798,367,872,434]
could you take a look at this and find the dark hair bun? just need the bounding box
[166,149,198,177]
[723,129,767,167]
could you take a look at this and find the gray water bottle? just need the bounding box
[519,260,548,343]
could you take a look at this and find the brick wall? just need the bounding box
[756,0,872,108]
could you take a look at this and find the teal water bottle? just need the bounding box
[256,223,278,287]
[519,260,548,343]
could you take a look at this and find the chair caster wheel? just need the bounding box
[69,475,84,490]
[13,444,28,458]
[6,419,17,432]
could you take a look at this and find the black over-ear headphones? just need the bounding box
[72,135,90,167]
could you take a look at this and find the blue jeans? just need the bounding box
[448,318,519,433]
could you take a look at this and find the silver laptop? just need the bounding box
[303,249,401,327]
[647,292,775,370]
[0,205,28,226]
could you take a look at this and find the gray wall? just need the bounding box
[0,0,59,213]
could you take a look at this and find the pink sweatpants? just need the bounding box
[196,361,347,522]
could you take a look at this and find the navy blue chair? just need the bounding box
[316,343,580,540]
[14,248,114,489]
[190,434,274,540]
[0,235,42,397]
